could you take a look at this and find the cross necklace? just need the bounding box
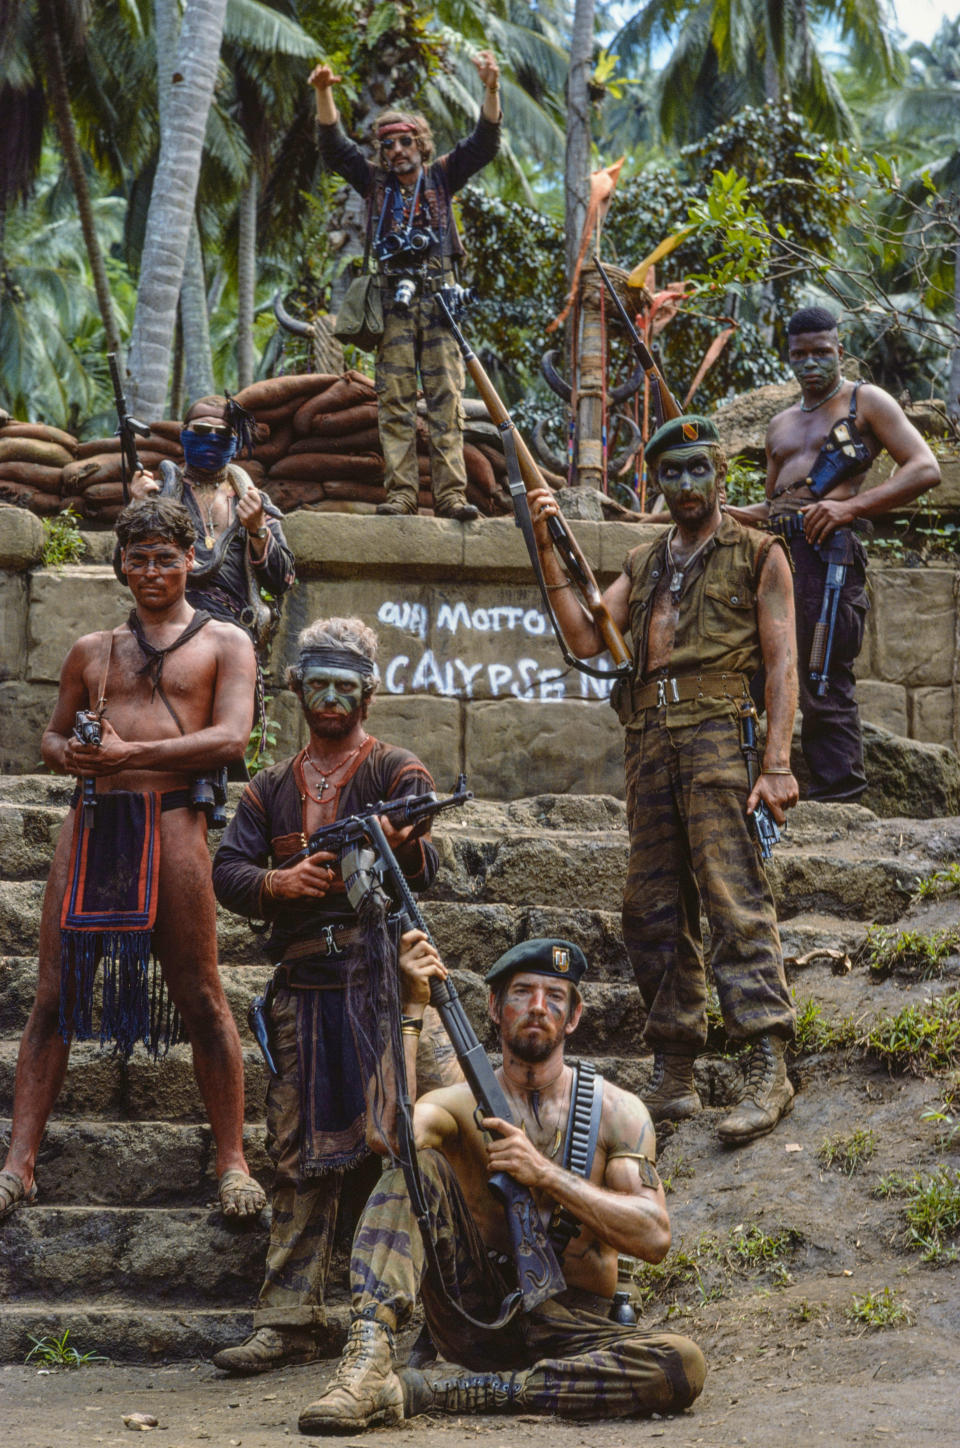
[302,739,366,801]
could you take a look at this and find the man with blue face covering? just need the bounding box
[210,616,460,1375]
[526,418,799,1147]
[130,394,295,649]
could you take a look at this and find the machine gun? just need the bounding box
[108,353,151,504]
[435,286,632,684]
[280,774,473,870]
[336,795,567,1322]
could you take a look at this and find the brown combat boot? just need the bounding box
[212,1326,320,1376]
[641,1051,702,1124]
[717,1034,794,1145]
[398,1366,524,1417]
[298,1318,403,1435]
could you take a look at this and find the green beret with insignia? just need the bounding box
[484,937,588,989]
[645,414,720,465]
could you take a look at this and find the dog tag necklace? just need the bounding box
[665,528,712,602]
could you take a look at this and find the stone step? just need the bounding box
[1,1205,272,1306]
[0,1118,271,1206]
[0,1041,271,1122]
[0,1302,351,1365]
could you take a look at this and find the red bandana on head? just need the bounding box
[378,121,417,139]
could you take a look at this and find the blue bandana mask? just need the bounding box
[181,429,238,471]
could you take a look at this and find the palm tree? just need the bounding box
[612,0,902,145]
[127,0,230,418]
[883,18,960,416]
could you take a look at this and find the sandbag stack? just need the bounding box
[235,370,511,516]
[0,416,80,517]
[0,368,518,523]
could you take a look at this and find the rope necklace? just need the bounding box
[799,378,843,413]
[502,1070,571,1160]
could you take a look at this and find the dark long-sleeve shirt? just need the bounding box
[316,114,501,259]
[213,739,439,961]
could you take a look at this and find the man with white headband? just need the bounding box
[210,616,458,1375]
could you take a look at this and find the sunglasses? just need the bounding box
[381,135,416,151]
[186,422,232,439]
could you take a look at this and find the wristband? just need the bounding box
[546,580,573,591]
[762,768,793,776]
[262,869,278,899]
[401,1015,424,1034]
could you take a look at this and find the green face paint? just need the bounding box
[656,447,718,506]
[788,331,841,390]
[300,667,365,716]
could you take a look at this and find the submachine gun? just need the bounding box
[108,352,151,504]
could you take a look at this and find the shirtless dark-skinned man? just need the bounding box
[295,932,705,1433]
[526,416,799,1144]
[724,305,940,800]
[0,497,265,1225]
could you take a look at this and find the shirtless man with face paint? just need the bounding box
[210,616,459,1376]
[723,306,939,800]
[526,416,799,1146]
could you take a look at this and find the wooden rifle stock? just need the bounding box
[435,291,631,671]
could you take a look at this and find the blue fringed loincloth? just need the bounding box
[59,789,182,1059]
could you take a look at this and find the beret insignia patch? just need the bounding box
[553,946,570,973]
[682,421,698,441]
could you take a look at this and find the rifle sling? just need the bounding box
[549,1061,604,1258]
[501,423,629,682]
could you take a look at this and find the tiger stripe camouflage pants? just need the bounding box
[351,1149,706,1418]
[375,285,467,512]
[622,710,795,1050]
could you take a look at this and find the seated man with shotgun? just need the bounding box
[296,932,705,1432]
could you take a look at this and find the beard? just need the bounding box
[503,1016,563,1064]
[303,703,363,739]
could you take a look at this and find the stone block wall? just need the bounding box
[0,506,957,787]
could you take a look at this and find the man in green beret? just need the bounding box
[526,418,799,1146]
[296,932,705,1432]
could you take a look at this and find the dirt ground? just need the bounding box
[3,1308,957,1448]
[6,1057,960,1448]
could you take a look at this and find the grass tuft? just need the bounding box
[24,1330,108,1368]
[846,1287,913,1330]
[817,1128,877,1175]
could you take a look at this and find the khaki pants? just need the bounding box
[375,284,467,511]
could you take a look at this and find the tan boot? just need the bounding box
[212,1326,320,1376]
[298,1318,403,1435]
[717,1034,794,1145]
[642,1051,702,1124]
